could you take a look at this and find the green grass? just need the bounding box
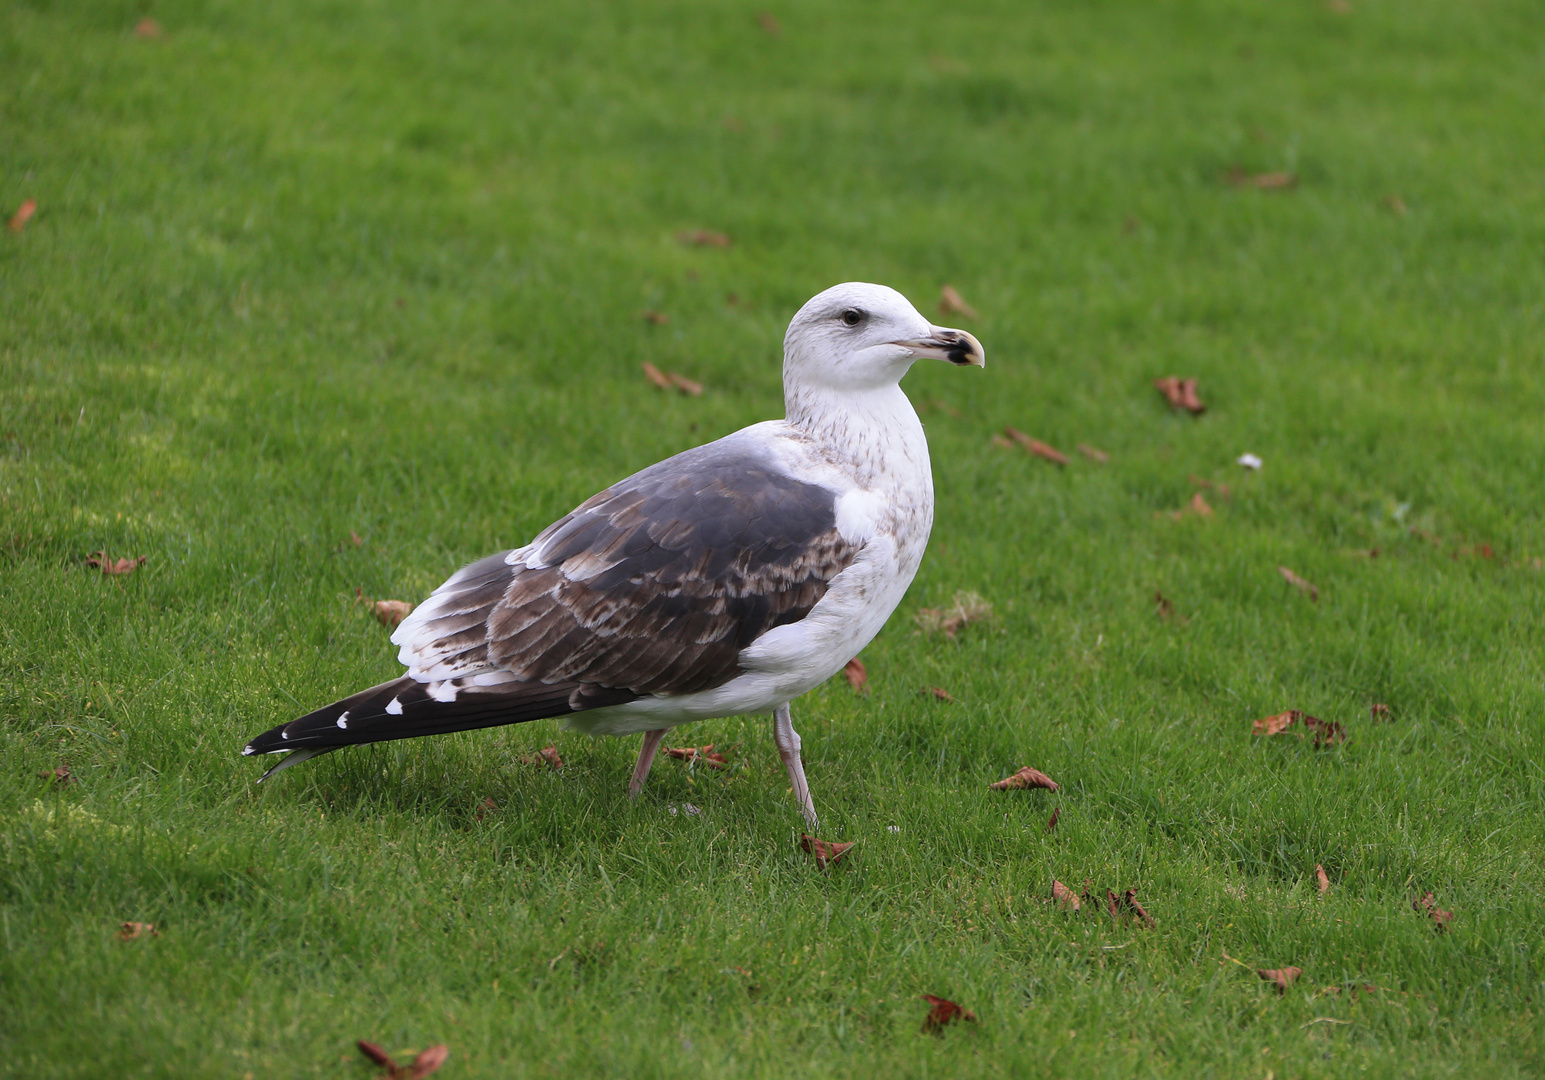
[4,0,1545,1075]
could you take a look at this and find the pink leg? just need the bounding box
[629,728,668,799]
[773,703,819,829]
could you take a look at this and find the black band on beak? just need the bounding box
[893,328,986,368]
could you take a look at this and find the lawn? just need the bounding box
[3,0,1544,1076]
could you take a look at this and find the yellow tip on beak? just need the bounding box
[894,328,985,368]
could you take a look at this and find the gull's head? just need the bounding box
[783,282,985,392]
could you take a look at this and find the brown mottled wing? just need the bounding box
[394,442,861,696]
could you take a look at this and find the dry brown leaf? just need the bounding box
[1277,566,1319,601]
[925,686,955,703]
[1188,492,1214,518]
[642,361,673,390]
[640,310,670,325]
[677,229,731,247]
[1258,966,1302,993]
[641,362,702,396]
[800,833,853,871]
[1413,891,1452,931]
[1154,590,1174,619]
[86,551,147,575]
[1316,864,1331,897]
[1121,888,1156,926]
[921,994,976,1034]
[474,796,497,822]
[913,590,992,638]
[1303,715,1345,747]
[1002,426,1068,465]
[407,1045,449,1079]
[1106,888,1119,920]
[538,745,564,771]
[134,17,162,38]
[38,764,75,785]
[989,765,1058,791]
[666,371,704,396]
[755,11,781,35]
[8,198,37,233]
[1153,376,1205,415]
[373,600,413,628]
[1077,443,1109,463]
[939,285,979,320]
[118,921,158,941]
[1226,168,1298,190]
[1370,703,1392,722]
[664,744,727,768]
[1188,474,1231,500]
[1052,878,1079,910]
[350,531,363,547]
[1253,710,1302,736]
[1383,193,1407,215]
[1046,807,1059,833]
[358,1041,395,1069]
[843,656,868,693]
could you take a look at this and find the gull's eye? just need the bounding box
[840,308,864,327]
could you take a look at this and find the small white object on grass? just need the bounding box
[1237,453,1263,470]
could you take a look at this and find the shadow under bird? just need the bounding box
[243,282,985,828]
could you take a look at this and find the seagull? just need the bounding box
[243,282,984,827]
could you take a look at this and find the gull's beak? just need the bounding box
[893,327,986,368]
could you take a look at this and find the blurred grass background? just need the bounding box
[2,0,1543,1076]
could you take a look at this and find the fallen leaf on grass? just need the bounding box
[518,747,564,770]
[1277,566,1319,601]
[1226,168,1297,190]
[1254,710,1302,736]
[676,229,731,248]
[9,199,37,233]
[1121,888,1156,926]
[373,600,413,628]
[357,1040,450,1079]
[1153,376,1205,415]
[1046,807,1059,833]
[913,590,993,638]
[1370,703,1392,722]
[755,11,781,35]
[925,687,955,703]
[989,766,1058,791]
[800,833,853,871]
[664,743,728,768]
[1258,966,1303,993]
[86,552,146,575]
[1077,443,1109,463]
[939,285,979,319]
[1189,474,1232,500]
[1187,492,1213,517]
[1052,879,1079,910]
[1303,715,1345,746]
[640,310,670,325]
[1106,888,1119,920]
[1002,426,1068,465]
[1413,892,1452,931]
[1154,590,1174,619]
[921,995,976,1034]
[641,362,703,396]
[134,17,162,38]
[1316,864,1331,896]
[842,657,868,693]
[38,764,75,785]
[474,796,497,821]
[118,921,158,941]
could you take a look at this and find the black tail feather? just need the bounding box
[243,676,637,759]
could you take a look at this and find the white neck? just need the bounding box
[784,380,930,490]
